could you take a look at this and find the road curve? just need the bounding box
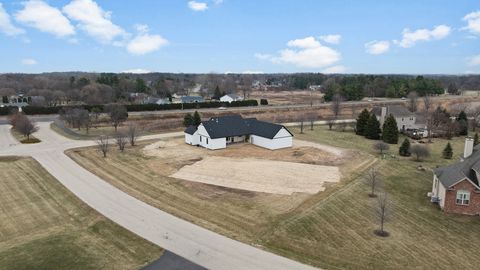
[0,122,319,270]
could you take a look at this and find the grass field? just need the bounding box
[0,156,162,270]
[67,125,480,269]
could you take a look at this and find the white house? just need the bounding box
[220,94,243,103]
[184,115,293,150]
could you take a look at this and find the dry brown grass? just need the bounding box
[0,157,162,270]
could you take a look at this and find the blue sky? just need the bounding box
[0,0,479,74]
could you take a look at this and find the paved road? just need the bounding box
[0,122,318,270]
[143,251,207,270]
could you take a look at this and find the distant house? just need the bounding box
[372,105,425,132]
[184,115,293,150]
[145,97,170,105]
[181,96,204,103]
[220,94,243,103]
[431,137,480,215]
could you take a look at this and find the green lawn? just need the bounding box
[0,157,162,270]
[263,126,480,269]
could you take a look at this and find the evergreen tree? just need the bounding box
[442,142,453,159]
[365,113,381,140]
[213,86,222,100]
[193,111,202,126]
[474,133,479,146]
[356,109,370,136]
[457,111,468,136]
[382,114,399,144]
[399,138,411,156]
[183,113,194,127]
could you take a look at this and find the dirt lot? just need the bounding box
[143,138,343,195]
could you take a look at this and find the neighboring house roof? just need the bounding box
[221,94,241,100]
[434,145,480,188]
[199,114,293,139]
[184,125,198,135]
[181,96,204,103]
[372,105,413,117]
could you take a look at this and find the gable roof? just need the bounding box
[372,105,413,117]
[434,148,480,188]
[200,114,293,139]
[184,125,198,135]
[223,93,241,99]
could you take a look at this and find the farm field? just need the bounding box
[67,125,480,269]
[249,90,325,105]
[0,156,162,270]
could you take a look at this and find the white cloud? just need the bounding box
[15,0,75,38]
[257,36,341,68]
[188,1,208,11]
[121,68,151,74]
[462,11,480,36]
[213,0,224,4]
[319,34,341,44]
[127,31,168,55]
[0,3,24,36]
[242,70,264,74]
[322,65,346,74]
[63,0,127,43]
[21,58,37,65]
[395,25,451,48]
[468,55,480,66]
[365,40,390,55]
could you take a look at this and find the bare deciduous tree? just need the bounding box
[11,113,38,140]
[115,131,128,152]
[374,192,392,237]
[407,91,418,112]
[97,135,109,158]
[373,141,390,155]
[365,167,381,197]
[410,144,430,161]
[127,123,139,146]
[105,104,128,131]
[329,93,343,130]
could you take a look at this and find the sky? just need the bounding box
[0,0,479,74]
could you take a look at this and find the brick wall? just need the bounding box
[443,180,480,215]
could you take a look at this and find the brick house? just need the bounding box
[431,138,480,215]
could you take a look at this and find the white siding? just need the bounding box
[199,136,226,150]
[432,174,447,209]
[185,131,199,145]
[250,128,293,150]
[220,96,234,103]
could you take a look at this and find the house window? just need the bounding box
[206,138,209,144]
[456,190,470,205]
[200,136,202,142]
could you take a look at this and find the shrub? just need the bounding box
[260,99,268,105]
[442,142,453,159]
[399,138,411,156]
[410,144,430,161]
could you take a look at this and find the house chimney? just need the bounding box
[464,137,474,159]
[380,107,387,126]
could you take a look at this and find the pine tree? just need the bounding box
[382,114,399,144]
[365,113,381,140]
[474,133,479,146]
[183,113,194,127]
[399,138,411,156]
[193,111,202,126]
[457,111,468,136]
[213,86,222,100]
[356,109,370,136]
[442,142,453,159]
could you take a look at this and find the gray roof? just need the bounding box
[372,105,413,117]
[200,114,292,139]
[184,125,198,135]
[181,96,204,103]
[434,145,480,188]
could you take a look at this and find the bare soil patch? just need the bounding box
[171,156,341,195]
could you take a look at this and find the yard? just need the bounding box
[66,125,480,269]
[0,157,162,270]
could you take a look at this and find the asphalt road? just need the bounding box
[0,122,319,270]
